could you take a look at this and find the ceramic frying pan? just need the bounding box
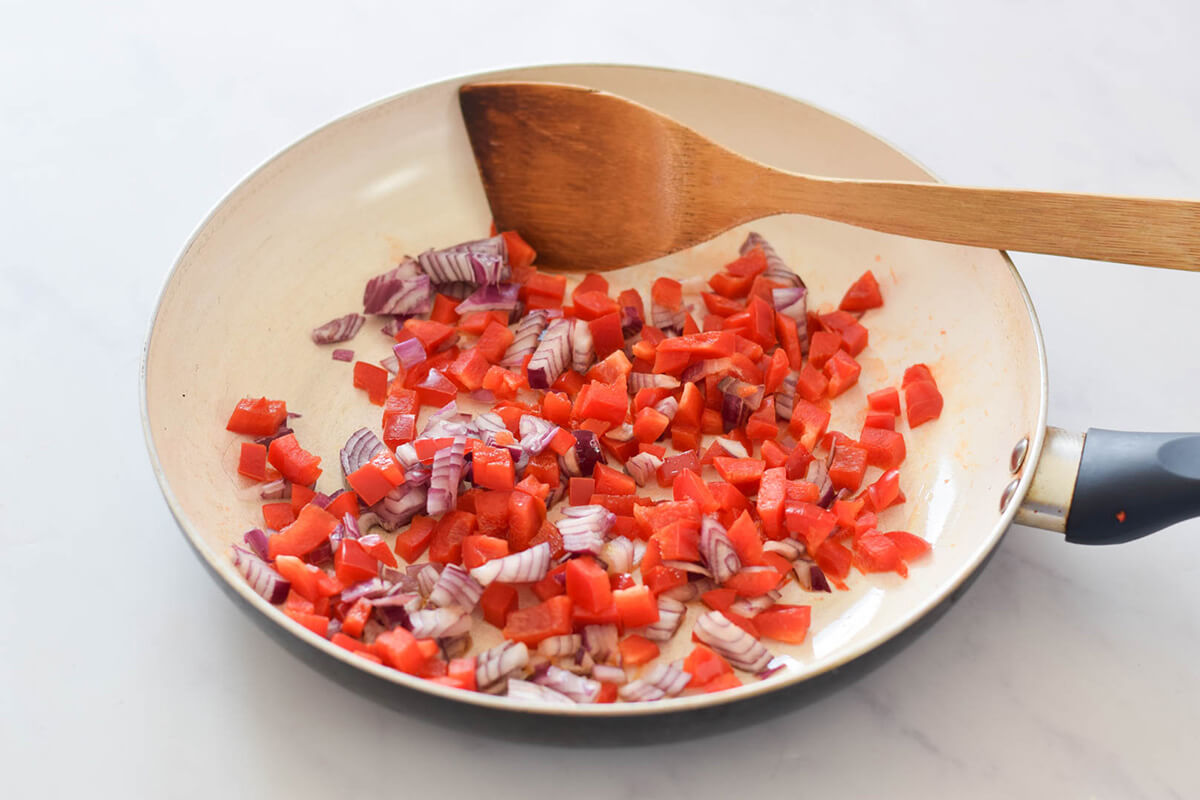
[141,64,1200,716]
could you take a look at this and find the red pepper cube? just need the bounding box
[823,350,862,397]
[353,361,390,405]
[226,396,288,436]
[472,443,516,491]
[828,442,869,492]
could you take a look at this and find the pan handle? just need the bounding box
[1016,428,1200,543]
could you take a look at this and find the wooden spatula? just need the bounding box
[458,81,1200,271]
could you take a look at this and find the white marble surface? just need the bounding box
[3,1,1199,797]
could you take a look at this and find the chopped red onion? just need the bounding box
[392,338,427,369]
[518,414,559,455]
[340,577,391,604]
[570,318,595,374]
[408,607,472,639]
[379,355,400,374]
[311,312,365,344]
[435,281,476,301]
[413,563,443,598]
[712,436,750,459]
[242,528,270,560]
[660,577,715,602]
[393,443,420,469]
[537,634,582,658]
[806,458,836,508]
[371,592,419,630]
[633,596,686,642]
[559,430,606,478]
[420,402,474,439]
[417,235,508,285]
[356,510,382,533]
[253,426,293,447]
[469,389,496,404]
[363,267,433,316]
[661,560,713,577]
[304,539,333,566]
[730,590,780,617]
[581,624,621,665]
[618,661,690,701]
[558,505,615,554]
[603,422,635,443]
[719,376,765,412]
[699,515,742,584]
[741,232,805,289]
[652,396,679,421]
[772,286,808,320]
[231,545,290,604]
[474,411,508,439]
[625,452,663,487]
[427,563,484,611]
[651,302,687,334]
[258,478,291,500]
[591,664,628,685]
[469,542,551,585]
[627,372,681,393]
[476,641,530,693]
[527,317,572,390]
[774,372,798,421]
[764,539,807,560]
[679,357,733,384]
[379,317,406,337]
[500,309,549,368]
[601,536,635,574]
[427,437,466,516]
[507,678,575,705]
[620,304,644,338]
[758,654,803,679]
[694,611,773,673]
[340,427,387,477]
[440,634,472,660]
[794,560,832,593]
[372,482,427,530]
[455,283,520,314]
[533,665,601,703]
[332,348,355,362]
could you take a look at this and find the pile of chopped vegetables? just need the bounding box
[226,228,944,704]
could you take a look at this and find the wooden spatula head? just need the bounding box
[459,81,775,271]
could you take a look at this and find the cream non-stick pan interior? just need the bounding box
[142,64,1047,715]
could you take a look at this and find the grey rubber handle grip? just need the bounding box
[1065,429,1200,544]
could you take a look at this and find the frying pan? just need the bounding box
[141,64,1200,717]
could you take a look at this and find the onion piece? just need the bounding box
[601,536,635,574]
[469,542,551,585]
[618,661,691,701]
[625,452,663,487]
[537,634,583,658]
[794,560,832,593]
[806,458,836,508]
[253,426,293,447]
[764,539,807,560]
[476,641,530,693]
[571,318,595,374]
[311,312,365,344]
[699,515,742,584]
[559,430,606,478]
[632,596,687,642]
[712,436,750,459]
[500,310,549,368]
[694,611,773,673]
[527,317,572,390]
[371,592,417,630]
[363,270,433,316]
[242,529,270,560]
[518,414,559,455]
[440,634,472,660]
[591,664,628,685]
[758,654,804,679]
[603,422,635,442]
[774,372,798,421]
[620,304,644,338]
[741,232,804,289]
[413,563,443,598]
[231,545,290,604]
[679,357,732,384]
[331,348,355,362]
[557,505,615,554]
[392,338,427,369]
[772,286,808,321]
[455,282,520,314]
[426,437,466,516]
[259,479,290,500]
[652,396,679,421]
[340,427,387,477]
[408,607,471,639]
[379,355,399,374]
[627,372,680,392]
[660,560,712,577]
[533,665,601,703]
[372,482,427,531]
[651,302,687,334]
[660,577,715,602]
[581,624,620,665]
[340,577,391,604]
[506,679,575,705]
[427,563,484,611]
[417,235,508,285]
[718,376,765,412]
[730,590,780,616]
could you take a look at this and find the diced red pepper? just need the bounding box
[266,433,322,486]
[839,270,883,311]
[225,396,288,436]
[237,442,269,481]
[754,605,812,644]
[480,582,519,628]
[503,595,573,645]
[859,427,907,470]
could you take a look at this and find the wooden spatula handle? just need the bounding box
[775,175,1200,270]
